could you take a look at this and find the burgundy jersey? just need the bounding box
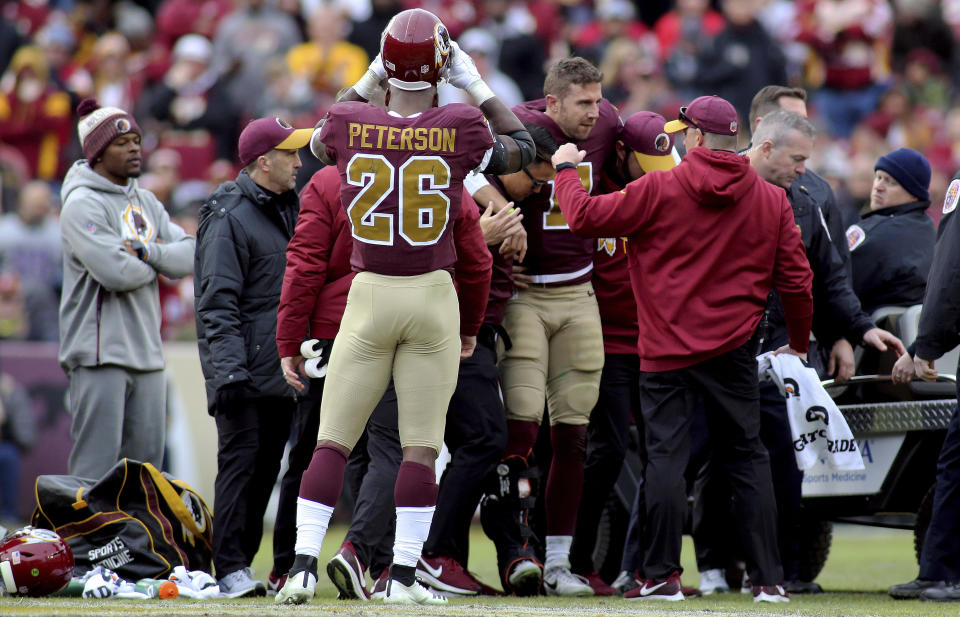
[593,173,638,354]
[319,101,494,276]
[481,175,517,326]
[512,98,621,284]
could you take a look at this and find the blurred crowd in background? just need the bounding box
[1,0,960,345]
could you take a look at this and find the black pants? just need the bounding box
[639,343,782,584]
[346,384,401,577]
[213,396,295,577]
[693,380,803,578]
[920,396,960,582]
[425,330,508,565]
[273,378,323,576]
[570,353,640,574]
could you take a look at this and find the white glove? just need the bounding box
[446,41,482,90]
[353,53,387,100]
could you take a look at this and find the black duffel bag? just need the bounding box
[31,458,213,580]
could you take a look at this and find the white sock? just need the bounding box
[544,535,573,571]
[392,506,435,567]
[294,497,334,558]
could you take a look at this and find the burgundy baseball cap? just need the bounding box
[238,117,313,167]
[622,111,680,172]
[663,95,739,136]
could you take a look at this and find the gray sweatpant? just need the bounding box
[67,366,167,479]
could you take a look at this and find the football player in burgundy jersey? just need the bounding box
[497,57,621,596]
[276,8,533,606]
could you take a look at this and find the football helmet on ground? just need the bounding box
[0,526,74,597]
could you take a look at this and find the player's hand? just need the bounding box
[512,264,533,290]
[773,344,807,362]
[480,201,523,245]
[446,41,483,89]
[862,327,906,356]
[552,143,586,167]
[500,225,527,261]
[368,53,387,81]
[914,355,937,382]
[460,335,477,359]
[827,338,855,383]
[281,356,306,393]
[891,352,915,384]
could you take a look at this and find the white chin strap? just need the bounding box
[388,77,432,91]
[0,560,17,594]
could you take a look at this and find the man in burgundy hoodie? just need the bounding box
[552,95,813,604]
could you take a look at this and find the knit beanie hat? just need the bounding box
[76,98,142,162]
[875,147,931,202]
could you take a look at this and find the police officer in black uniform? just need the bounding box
[888,171,960,602]
[747,85,859,379]
[846,148,936,315]
[694,110,905,594]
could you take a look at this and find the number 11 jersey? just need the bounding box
[318,100,495,276]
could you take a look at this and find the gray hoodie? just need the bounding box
[59,161,195,371]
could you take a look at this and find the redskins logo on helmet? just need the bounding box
[381,9,451,91]
[0,527,74,597]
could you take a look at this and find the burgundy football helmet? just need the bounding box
[380,8,451,91]
[0,527,74,597]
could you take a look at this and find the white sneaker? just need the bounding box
[275,570,317,604]
[543,566,594,597]
[741,571,752,594]
[699,568,730,595]
[383,578,449,605]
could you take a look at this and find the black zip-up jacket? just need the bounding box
[849,200,936,314]
[760,182,874,353]
[795,169,852,277]
[916,172,960,362]
[195,170,299,413]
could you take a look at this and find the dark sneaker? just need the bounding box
[753,584,790,603]
[578,571,618,596]
[783,579,823,594]
[417,555,481,596]
[890,578,946,599]
[370,570,389,600]
[624,571,684,601]
[921,582,960,602]
[327,541,369,600]
[266,570,287,596]
[218,567,267,598]
[505,558,542,596]
[611,570,641,594]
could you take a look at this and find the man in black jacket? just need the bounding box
[889,171,960,602]
[847,148,937,314]
[194,116,310,598]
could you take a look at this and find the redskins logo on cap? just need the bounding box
[275,117,292,129]
[115,118,131,133]
[654,133,670,153]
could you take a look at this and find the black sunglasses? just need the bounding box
[679,108,699,131]
[523,167,549,188]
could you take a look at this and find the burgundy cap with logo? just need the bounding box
[663,95,739,136]
[238,117,313,167]
[621,111,680,172]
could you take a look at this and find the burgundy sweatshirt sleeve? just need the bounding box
[772,194,815,353]
[554,166,653,237]
[453,188,493,336]
[276,174,337,358]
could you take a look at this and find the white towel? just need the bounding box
[757,352,865,471]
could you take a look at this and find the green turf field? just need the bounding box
[4,523,953,616]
